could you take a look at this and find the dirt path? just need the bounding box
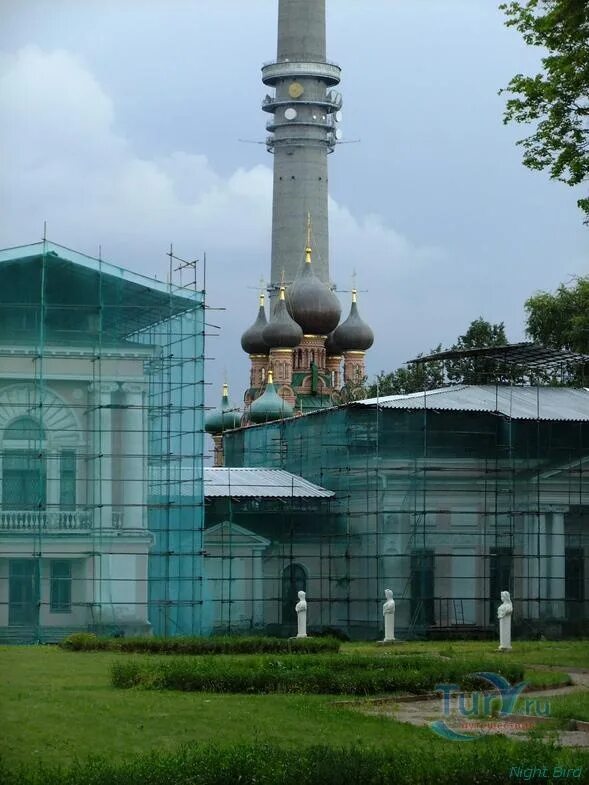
[342,671,589,747]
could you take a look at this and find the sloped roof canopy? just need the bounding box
[409,342,589,369]
[0,241,202,345]
[204,468,334,498]
[356,385,589,422]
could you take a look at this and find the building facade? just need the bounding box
[223,386,589,639]
[0,241,205,642]
[203,467,334,634]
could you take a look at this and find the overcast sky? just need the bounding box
[1,0,587,416]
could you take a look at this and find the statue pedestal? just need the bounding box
[376,639,404,646]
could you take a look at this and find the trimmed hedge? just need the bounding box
[60,632,340,655]
[2,741,587,785]
[111,653,525,695]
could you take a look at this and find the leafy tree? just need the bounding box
[338,377,370,403]
[365,319,512,397]
[526,276,589,383]
[500,0,589,223]
[445,318,511,384]
[526,276,589,352]
[365,346,444,397]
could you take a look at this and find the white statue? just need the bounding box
[497,590,513,651]
[295,590,307,638]
[382,588,396,642]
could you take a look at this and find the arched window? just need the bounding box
[4,417,45,442]
[281,563,307,627]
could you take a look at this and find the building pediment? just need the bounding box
[205,521,270,550]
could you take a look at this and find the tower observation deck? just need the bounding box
[262,0,342,288]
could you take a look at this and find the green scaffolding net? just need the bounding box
[0,240,206,642]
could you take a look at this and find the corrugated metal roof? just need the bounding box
[356,385,589,421]
[408,342,589,368]
[204,468,334,498]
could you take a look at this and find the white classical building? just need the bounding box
[0,242,205,642]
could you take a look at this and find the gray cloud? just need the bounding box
[0,2,587,422]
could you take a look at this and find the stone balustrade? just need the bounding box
[0,510,93,531]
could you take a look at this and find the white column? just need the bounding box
[121,383,146,530]
[252,550,264,627]
[538,513,548,617]
[89,382,118,529]
[525,514,539,619]
[548,507,567,619]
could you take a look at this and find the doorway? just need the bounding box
[8,560,39,626]
[281,563,306,628]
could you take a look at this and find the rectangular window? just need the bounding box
[565,547,585,621]
[410,549,435,626]
[2,451,46,509]
[50,560,72,613]
[59,451,76,510]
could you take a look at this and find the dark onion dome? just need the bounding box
[262,285,303,349]
[241,292,269,355]
[205,384,242,434]
[249,370,294,423]
[333,290,374,351]
[286,246,341,336]
[325,329,343,356]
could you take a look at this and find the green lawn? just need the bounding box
[540,690,589,723]
[344,639,589,668]
[0,640,586,771]
[0,646,431,769]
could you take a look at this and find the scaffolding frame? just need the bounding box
[218,378,589,640]
[0,239,206,642]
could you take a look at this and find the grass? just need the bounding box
[0,646,440,769]
[345,639,589,668]
[1,740,587,785]
[60,632,341,654]
[522,670,572,689]
[1,640,587,775]
[111,652,524,694]
[538,690,589,724]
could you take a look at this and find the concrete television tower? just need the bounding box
[262,0,342,288]
[233,0,373,426]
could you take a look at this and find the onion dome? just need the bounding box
[205,384,242,434]
[262,286,303,349]
[286,246,341,336]
[249,370,294,423]
[325,330,343,356]
[241,293,269,355]
[333,290,374,351]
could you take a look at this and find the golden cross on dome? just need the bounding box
[259,276,266,306]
